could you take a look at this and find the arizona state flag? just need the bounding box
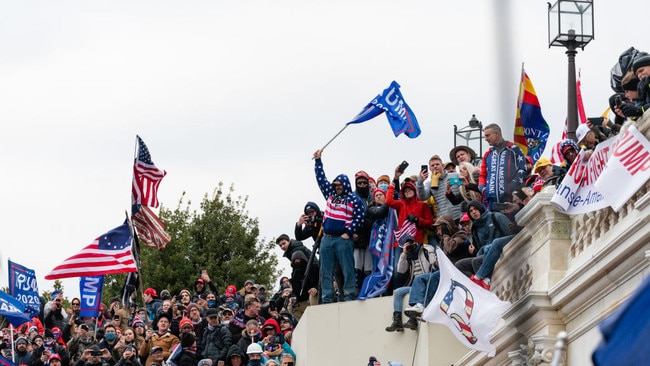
[513,67,550,163]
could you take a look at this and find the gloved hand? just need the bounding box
[406,214,419,224]
[621,103,644,117]
[430,171,442,188]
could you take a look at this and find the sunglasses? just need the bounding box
[72,303,80,306]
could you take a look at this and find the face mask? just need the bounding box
[248,359,262,366]
[104,332,116,342]
[221,320,230,325]
[207,300,216,308]
[378,183,389,190]
[44,340,54,348]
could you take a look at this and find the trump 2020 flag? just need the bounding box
[79,276,104,318]
[347,81,421,138]
[8,260,40,317]
[513,68,550,163]
[422,247,510,357]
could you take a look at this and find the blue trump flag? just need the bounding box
[8,260,40,317]
[79,276,104,318]
[347,81,421,138]
[592,276,650,365]
[0,290,31,327]
[358,208,398,299]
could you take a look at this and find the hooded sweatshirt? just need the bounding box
[314,159,365,237]
[386,182,434,242]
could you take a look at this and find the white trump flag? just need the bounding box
[422,247,511,357]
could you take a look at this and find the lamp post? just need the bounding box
[453,114,483,158]
[548,0,594,141]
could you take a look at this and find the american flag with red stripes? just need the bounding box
[45,223,137,279]
[132,136,166,208]
[394,221,417,247]
[132,205,171,250]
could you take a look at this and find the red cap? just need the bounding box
[225,285,236,296]
[179,317,193,329]
[144,288,158,297]
[49,354,62,361]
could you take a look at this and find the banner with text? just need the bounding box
[595,126,650,211]
[79,276,104,318]
[551,125,650,214]
[8,260,40,316]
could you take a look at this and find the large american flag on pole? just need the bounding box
[45,222,137,280]
[132,136,166,208]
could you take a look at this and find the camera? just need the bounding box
[125,345,133,352]
[91,350,103,356]
[492,202,508,211]
[269,335,282,344]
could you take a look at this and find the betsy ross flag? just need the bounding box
[513,67,550,164]
[45,222,137,280]
[347,81,421,138]
[132,136,166,208]
[422,246,510,357]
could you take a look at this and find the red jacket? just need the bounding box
[386,183,434,242]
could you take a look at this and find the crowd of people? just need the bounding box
[2,54,648,366]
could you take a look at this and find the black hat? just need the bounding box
[44,329,54,339]
[109,297,120,305]
[633,54,650,74]
[150,346,163,355]
[206,308,220,318]
[156,312,172,323]
[180,332,196,348]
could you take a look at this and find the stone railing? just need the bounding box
[456,113,650,366]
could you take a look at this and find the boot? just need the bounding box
[385,311,404,332]
[404,315,419,330]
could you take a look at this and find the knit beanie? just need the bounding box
[180,332,196,348]
[632,54,650,74]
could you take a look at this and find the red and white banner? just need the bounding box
[551,126,650,214]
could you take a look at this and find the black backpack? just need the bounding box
[610,47,647,92]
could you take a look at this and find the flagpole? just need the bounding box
[321,124,349,150]
[315,124,350,158]
[125,210,149,328]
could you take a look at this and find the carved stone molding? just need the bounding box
[508,335,564,366]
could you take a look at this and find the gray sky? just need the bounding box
[1,0,645,298]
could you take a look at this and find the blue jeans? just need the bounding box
[320,235,357,303]
[475,234,515,279]
[408,271,440,307]
[392,286,411,312]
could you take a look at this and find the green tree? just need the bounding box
[104,183,279,303]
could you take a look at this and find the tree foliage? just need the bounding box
[104,183,279,303]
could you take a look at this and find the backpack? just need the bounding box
[610,47,647,92]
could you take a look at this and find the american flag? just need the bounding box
[132,136,166,208]
[394,221,417,247]
[132,205,171,250]
[45,223,137,280]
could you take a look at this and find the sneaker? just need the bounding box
[471,275,491,291]
[404,303,424,318]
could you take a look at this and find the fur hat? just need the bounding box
[632,54,650,73]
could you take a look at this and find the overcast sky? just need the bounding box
[1,0,646,298]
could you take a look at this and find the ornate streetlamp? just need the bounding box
[453,114,483,158]
[548,0,594,141]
